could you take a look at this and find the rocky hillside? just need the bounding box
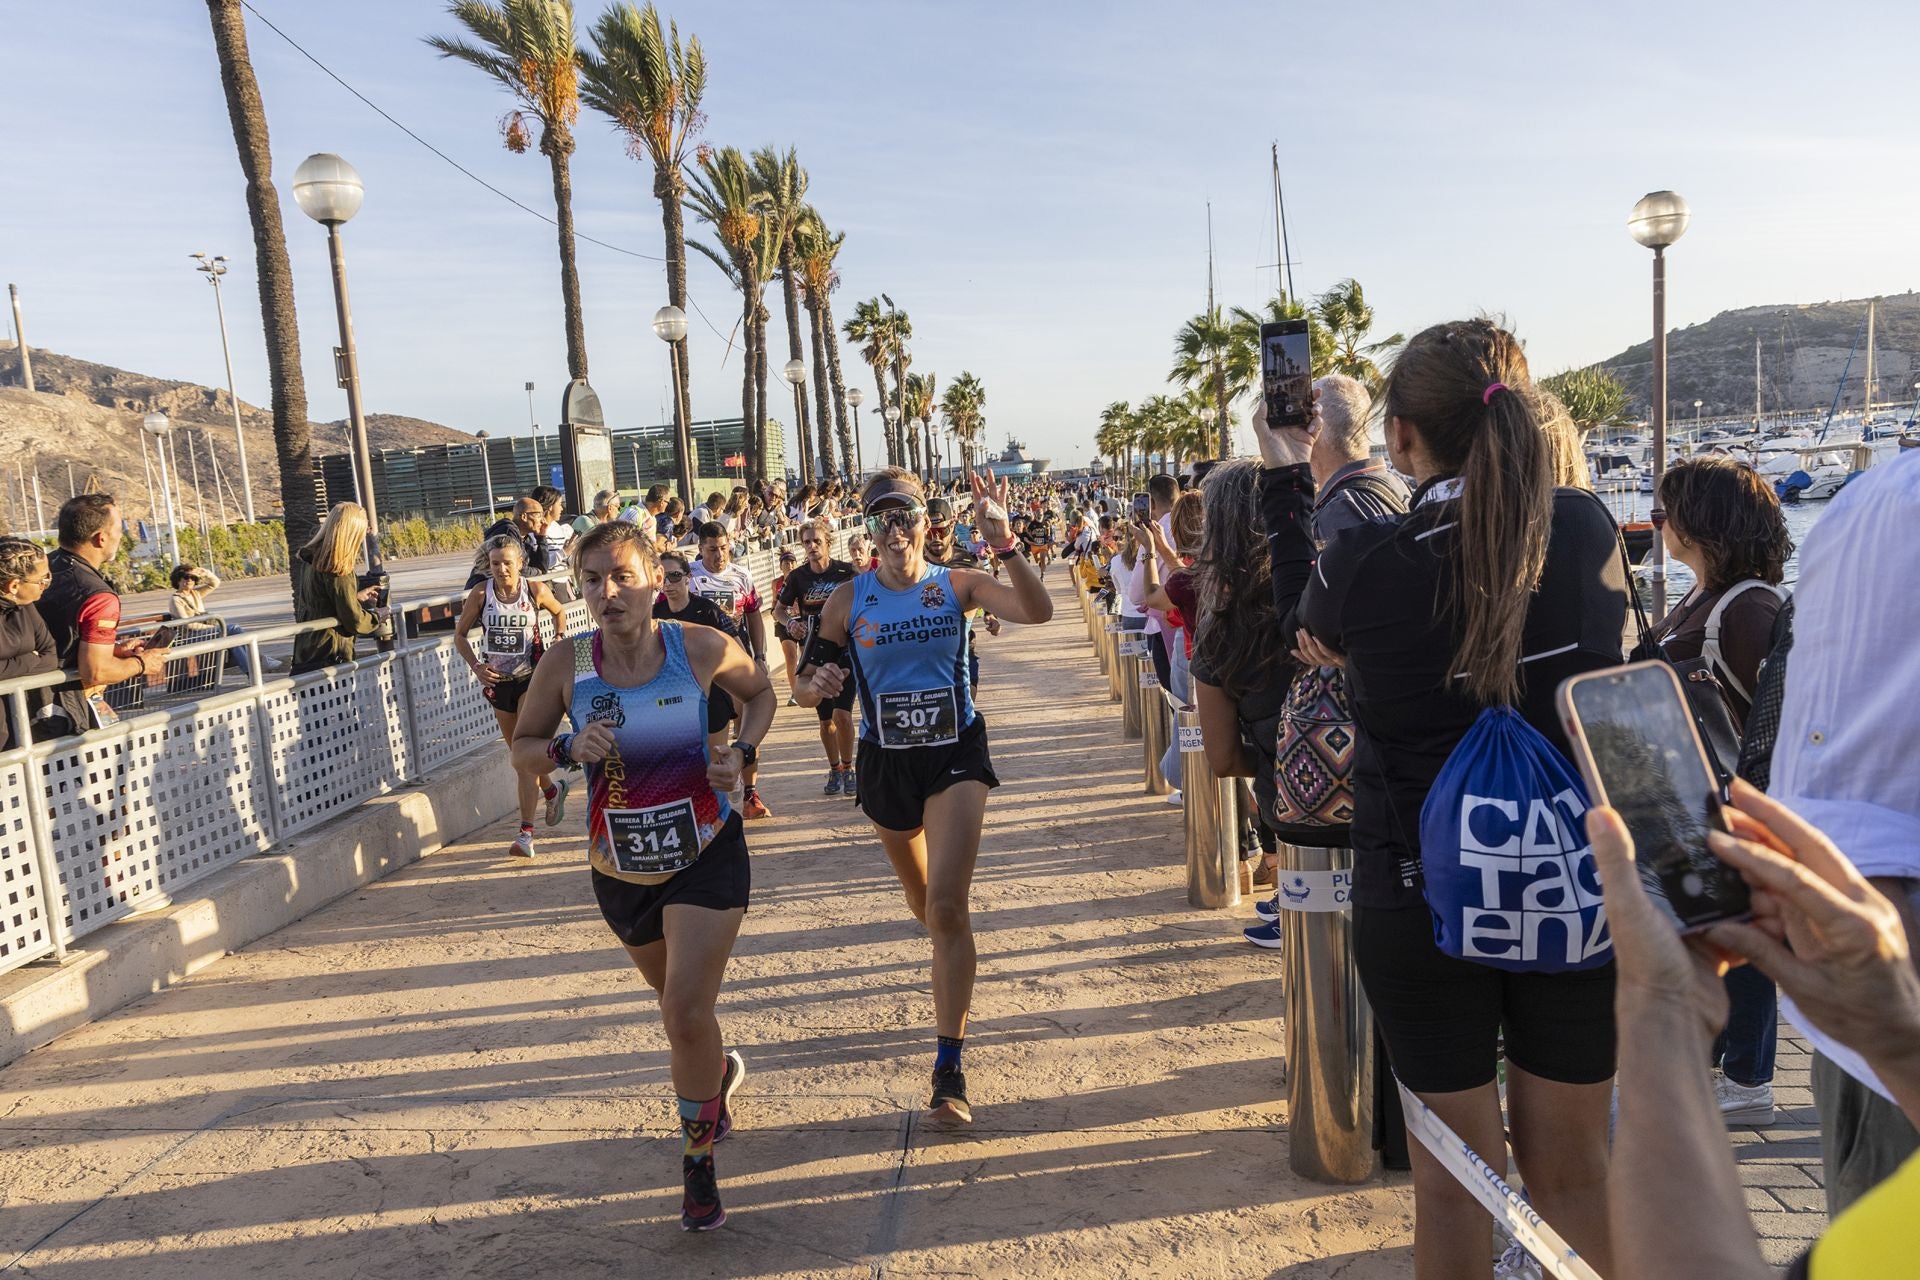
[1592,292,1920,419]
[0,346,473,530]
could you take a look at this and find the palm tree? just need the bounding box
[579,2,704,444]
[686,146,768,483]
[1313,278,1402,395]
[843,298,893,466]
[941,372,986,474]
[792,207,844,481]
[904,372,936,478]
[206,0,314,553]
[428,0,591,381]
[1172,308,1235,456]
[1172,387,1217,469]
[1540,366,1631,433]
[1097,400,1131,485]
[750,147,811,480]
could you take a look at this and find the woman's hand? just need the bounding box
[707,744,743,794]
[472,662,503,687]
[1587,806,1732,1038]
[568,719,618,765]
[970,470,1014,547]
[1251,396,1318,469]
[804,661,848,701]
[1291,628,1346,669]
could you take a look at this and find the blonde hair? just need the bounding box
[302,502,368,577]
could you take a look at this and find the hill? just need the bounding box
[1588,292,1920,419]
[0,346,474,529]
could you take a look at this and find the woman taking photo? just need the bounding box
[1282,320,1630,1277]
[291,502,382,676]
[795,468,1052,1126]
[453,534,571,858]
[512,521,774,1233]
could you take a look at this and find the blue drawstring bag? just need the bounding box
[1417,706,1611,972]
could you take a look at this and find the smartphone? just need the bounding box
[1557,661,1751,933]
[1130,493,1150,521]
[1260,318,1313,430]
[146,625,177,649]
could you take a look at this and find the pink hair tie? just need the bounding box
[1482,382,1508,405]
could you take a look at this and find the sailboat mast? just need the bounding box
[1271,142,1295,304]
[1864,297,1877,415]
[1207,202,1216,318]
[1753,330,1762,426]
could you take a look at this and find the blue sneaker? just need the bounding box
[1253,896,1280,923]
[823,766,843,796]
[1243,921,1284,950]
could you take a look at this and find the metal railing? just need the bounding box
[0,521,856,978]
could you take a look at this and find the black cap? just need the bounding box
[926,496,956,526]
[863,476,922,511]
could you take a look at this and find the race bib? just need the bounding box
[604,798,702,877]
[701,587,738,615]
[485,622,529,655]
[877,687,960,749]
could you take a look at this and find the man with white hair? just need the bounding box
[1289,373,1409,542]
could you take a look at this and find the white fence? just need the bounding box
[0,524,854,976]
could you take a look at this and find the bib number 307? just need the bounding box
[604,798,702,877]
[877,687,960,749]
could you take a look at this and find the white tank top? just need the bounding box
[481,579,539,677]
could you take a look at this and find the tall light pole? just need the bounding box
[7,284,32,393]
[475,430,496,514]
[1629,189,1691,618]
[1693,398,1703,442]
[190,253,256,521]
[525,380,540,485]
[883,403,901,475]
[293,153,382,573]
[909,417,926,486]
[143,412,182,566]
[882,293,907,468]
[653,305,696,504]
[783,358,812,487]
[845,385,866,478]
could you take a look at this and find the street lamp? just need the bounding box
[1693,398,1704,442]
[292,152,382,574]
[908,417,925,484]
[143,411,181,566]
[190,252,256,522]
[1628,188,1691,617]
[782,358,811,487]
[525,381,540,482]
[652,305,696,503]
[845,385,866,478]
[476,430,495,515]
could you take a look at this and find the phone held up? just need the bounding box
[1259,318,1313,431]
[1557,660,1751,934]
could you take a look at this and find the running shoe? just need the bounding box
[785,695,798,707]
[741,789,772,820]
[1253,896,1281,923]
[715,1049,747,1143]
[681,1156,726,1232]
[1714,1075,1775,1126]
[928,1065,972,1126]
[1165,788,1183,806]
[823,766,843,796]
[543,778,569,827]
[843,767,859,803]
[510,829,536,859]
[1243,921,1283,950]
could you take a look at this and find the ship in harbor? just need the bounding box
[980,437,1050,478]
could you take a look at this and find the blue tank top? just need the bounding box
[568,621,730,884]
[847,564,976,748]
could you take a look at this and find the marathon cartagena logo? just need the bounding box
[1441,788,1610,969]
[852,613,963,649]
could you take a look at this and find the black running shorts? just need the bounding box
[483,673,532,714]
[591,812,750,948]
[707,684,735,736]
[855,715,998,833]
[1356,901,1617,1094]
[814,681,856,722]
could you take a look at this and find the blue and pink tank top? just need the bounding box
[568,622,730,885]
[847,564,977,749]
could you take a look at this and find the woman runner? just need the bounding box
[453,534,571,857]
[796,467,1052,1124]
[774,516,859,797]
[513,521,774,1232]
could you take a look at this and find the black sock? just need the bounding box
[935,1036,963,1072]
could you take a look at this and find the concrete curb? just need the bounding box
[0,750,518,1068]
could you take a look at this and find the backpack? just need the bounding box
[1417,706,1610,973]
[1734,597,1795,791]
[1273,665,1357,827]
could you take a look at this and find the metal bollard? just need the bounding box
[1140,679,1170,794]
[1176,706,1241,908]
[1092,609,1111,675]
[1118,651,1143,740]
[1277,842,1375,1184]
[1103,624,1125,702]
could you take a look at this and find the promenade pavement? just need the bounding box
[0,572,1827,1276]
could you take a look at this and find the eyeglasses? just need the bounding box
[864,505,926,536]
[662,570,688,583]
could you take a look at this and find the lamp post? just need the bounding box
[190,252,256,521]
[652,305,696,504]
[1693,399,1703,445]
[782,358,811,487]
[476,430,495,515]
[143,411,182,566]
[908,417,925,485]
[845,385,866,479]
[1629,189,1691,618]
[524,380,542,486]
[293,153,383,576]
[883,403,901,475]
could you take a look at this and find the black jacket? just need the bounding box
[1280,479,1629,908]
[0,601,58,750]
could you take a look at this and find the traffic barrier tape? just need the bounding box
[1271,867,1352,913]
[1393,1079,1605,1280]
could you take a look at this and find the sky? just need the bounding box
[10,0,1920,471]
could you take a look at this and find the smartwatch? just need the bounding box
[732,740,759,767]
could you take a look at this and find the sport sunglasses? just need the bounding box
[863,504,927,537]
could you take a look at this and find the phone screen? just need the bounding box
[1130,493,1150,520]
[1562,663,1750,932]
[146,625,177,650]
[1260,319,1313,429]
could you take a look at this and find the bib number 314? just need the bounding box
[604,798,702,877]
[877,687,960,749]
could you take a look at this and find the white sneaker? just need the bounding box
[510,829,536,859]
[543,777,570,827]
[1165,788,1183,806]
[1714,1075,1775,1126]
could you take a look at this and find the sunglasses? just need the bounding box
[662,570,688,583]
[864,505,926,536]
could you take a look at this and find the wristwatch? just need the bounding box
[732,740,759,767]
